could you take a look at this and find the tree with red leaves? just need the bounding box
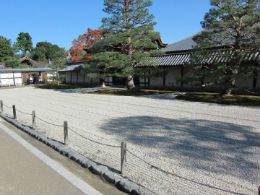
[69,28,103,62]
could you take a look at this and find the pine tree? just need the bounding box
[15,32,33,56]
[193,0,259,95]
[90,0,160,89]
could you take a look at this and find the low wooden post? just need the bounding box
[121,142,127,174]
[32,111,36,129]
[64,121,68,145]
[0,100,3,113]
[258,186,260,195]
[12,105,16,119]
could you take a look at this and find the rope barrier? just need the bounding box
[69,127,120,148]
[3,104,12,109]
[70,124,122,143]
[16,108,32,116]
[127,149,168,173]
[36,116,63,127]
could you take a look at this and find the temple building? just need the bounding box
[59,35,260,90]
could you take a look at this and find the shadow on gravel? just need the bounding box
[35,87,126,94]
[100,116,260,183]
[35,87,102,94]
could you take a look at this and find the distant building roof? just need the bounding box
[19,56,39,66]
[19,56,51,68]
[58,64,83,72]
[162,28,258,53]
[161,35,197,53]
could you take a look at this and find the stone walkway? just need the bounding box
[0,122,102,195]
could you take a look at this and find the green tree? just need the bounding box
[193,0,260,95]
[0,35,20,68]
[90,0,160,89]
[32,41,67,68]
[2,56,20,68]
[0,35,13,61]
[16,32,33,55]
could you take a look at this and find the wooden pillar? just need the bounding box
[32,111,36,129]
[64,121,68,145]
[201,65,206,87]
[70,72,73,83]
[12,105,16,119]
[121,142,127,174]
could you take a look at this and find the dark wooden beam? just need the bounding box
[253,67,258,89]
[76,71,79,83]
[181,66,184,88]
[163,67,166,88]
[148,70,150,88]
[144,71,147,87]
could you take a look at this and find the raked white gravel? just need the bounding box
[0,87,259,195]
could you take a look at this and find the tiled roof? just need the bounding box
[149,53,191,66]
[138,49,260,67]
[193,49,260,65]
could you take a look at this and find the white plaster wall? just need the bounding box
[0,73,22,86]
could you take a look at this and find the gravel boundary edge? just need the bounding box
[0,113,146,195]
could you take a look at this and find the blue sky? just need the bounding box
[0,0,210,49]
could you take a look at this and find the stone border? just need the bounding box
[0,113,145,195]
